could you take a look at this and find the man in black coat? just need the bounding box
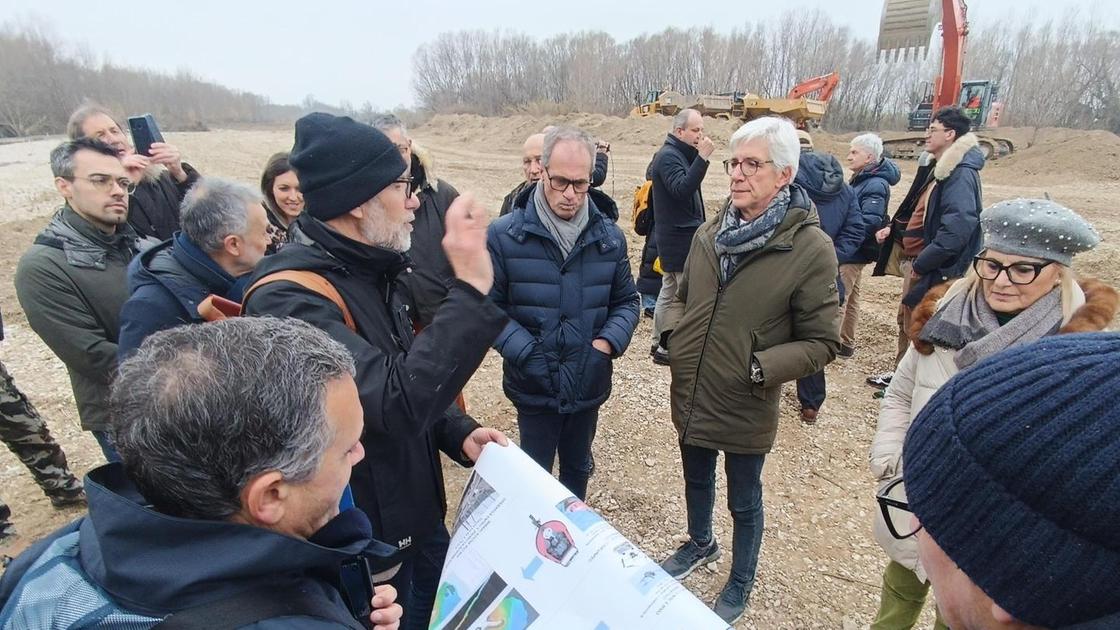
[370,114,461,327]
[68,103,201,240]
[242,113,509,630]
[648,108,715,364]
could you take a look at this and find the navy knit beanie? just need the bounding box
[289,113,406,221]
[904,332,1120,627]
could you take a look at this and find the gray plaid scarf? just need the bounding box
[714,187,790,282]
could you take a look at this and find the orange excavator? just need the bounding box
[787,72,840,101]
[878,0,1014,159]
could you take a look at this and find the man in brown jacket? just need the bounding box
[658,117,840,624]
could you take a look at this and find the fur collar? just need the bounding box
[412,141,440,193]
[910,277,1118,355]
[934,132,979,181]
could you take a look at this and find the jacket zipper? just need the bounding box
[681,255,725,442]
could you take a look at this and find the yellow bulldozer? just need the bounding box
[629,73,840,129]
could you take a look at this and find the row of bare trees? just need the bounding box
[0,21,297,137]
[412,10,1120,132]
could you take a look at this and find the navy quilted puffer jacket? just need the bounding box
[487,194,640,414]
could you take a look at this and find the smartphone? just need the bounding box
[127,114,164,157]
[338,556,374,623]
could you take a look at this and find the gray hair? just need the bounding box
[110,317,356,521]
[369,113,407,136]
[672,109,698,131]
[729,116,801,180]
[49,137,120,178]
[851,133,884,162]
[180,178,261,253]
[541,126,595,170]
[67,101,119,140]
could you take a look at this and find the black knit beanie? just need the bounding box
[904,332,1120,627]
[289,113,406,221]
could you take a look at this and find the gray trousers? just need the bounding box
[651,271,685,348]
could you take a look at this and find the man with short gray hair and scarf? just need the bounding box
[487,126,639,501]
[658,116,840,624]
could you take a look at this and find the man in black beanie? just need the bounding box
[242,113,510,629]
[884,333,1120,630]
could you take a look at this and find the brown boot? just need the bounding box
[800,408,818,424]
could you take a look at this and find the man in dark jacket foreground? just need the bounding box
[117,178,272,359]
[68,103,202,240]
[659,117,840,624]
[648,108,715,364]
[893,334,1120,630]
[791,149,864,423]
[0,318,403,629]
[488,126,639,500]
[242,113,508,630]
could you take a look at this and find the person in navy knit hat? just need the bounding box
[883,333,1120,629]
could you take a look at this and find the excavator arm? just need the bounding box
[787,72,841,101]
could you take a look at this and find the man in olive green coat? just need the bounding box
[658,117,840,625]
[15,138,153,463]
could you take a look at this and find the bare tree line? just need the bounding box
[0,21,297,137]
[412,10,1120,132]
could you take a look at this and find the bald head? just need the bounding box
[522,133,545,183]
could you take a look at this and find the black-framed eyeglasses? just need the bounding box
[395,176,418,197]
[972,256,1054,285]
[543,169,590,194]
[70,174,136,194]
[876,478,923,540]
[723,158,774,177]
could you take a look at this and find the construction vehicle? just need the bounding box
[629,72,840,129]
[878,0,1014,159]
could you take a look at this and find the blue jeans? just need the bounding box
[796,370,827,411]
[387,523,450,630]
[517,408,599,500]
[680,443,766,588]
[91,430,121,463]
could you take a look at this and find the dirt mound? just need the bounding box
[986,127,1120,184]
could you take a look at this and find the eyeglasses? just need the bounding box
[723,158,774,177]
[926,125,949,134]
[543,169,590,194]
[71,174,136,194]
[972,256,1054,285]
[395,176,418,197]
[876,478,923,540]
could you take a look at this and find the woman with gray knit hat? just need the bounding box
[866,198,1117,629]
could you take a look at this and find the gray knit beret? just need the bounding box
[980,198,1099,266]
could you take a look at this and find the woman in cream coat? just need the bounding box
[868,198,1117,629]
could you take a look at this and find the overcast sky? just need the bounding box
[3,0,1114,109]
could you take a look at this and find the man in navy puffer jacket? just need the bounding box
[488,127,639,499]
[791,149,864,423]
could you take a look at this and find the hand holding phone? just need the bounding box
[127,114,164,157]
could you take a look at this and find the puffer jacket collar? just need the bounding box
[129,233,236,315]
[933,132,985,181]
[850,157,901,188]
[909,277,1119,355]
[36,205,150,270]
[79,464,397,617]
[505,186,618,260]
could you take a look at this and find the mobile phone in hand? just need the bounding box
[127,114,165,157]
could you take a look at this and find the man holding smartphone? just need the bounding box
[67,102,201,240]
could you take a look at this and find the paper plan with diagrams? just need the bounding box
[429,444,731,630]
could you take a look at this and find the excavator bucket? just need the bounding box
[878,0,940,62]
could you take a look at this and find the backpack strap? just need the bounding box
[244,270,358,332]
[152,583,366,630]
